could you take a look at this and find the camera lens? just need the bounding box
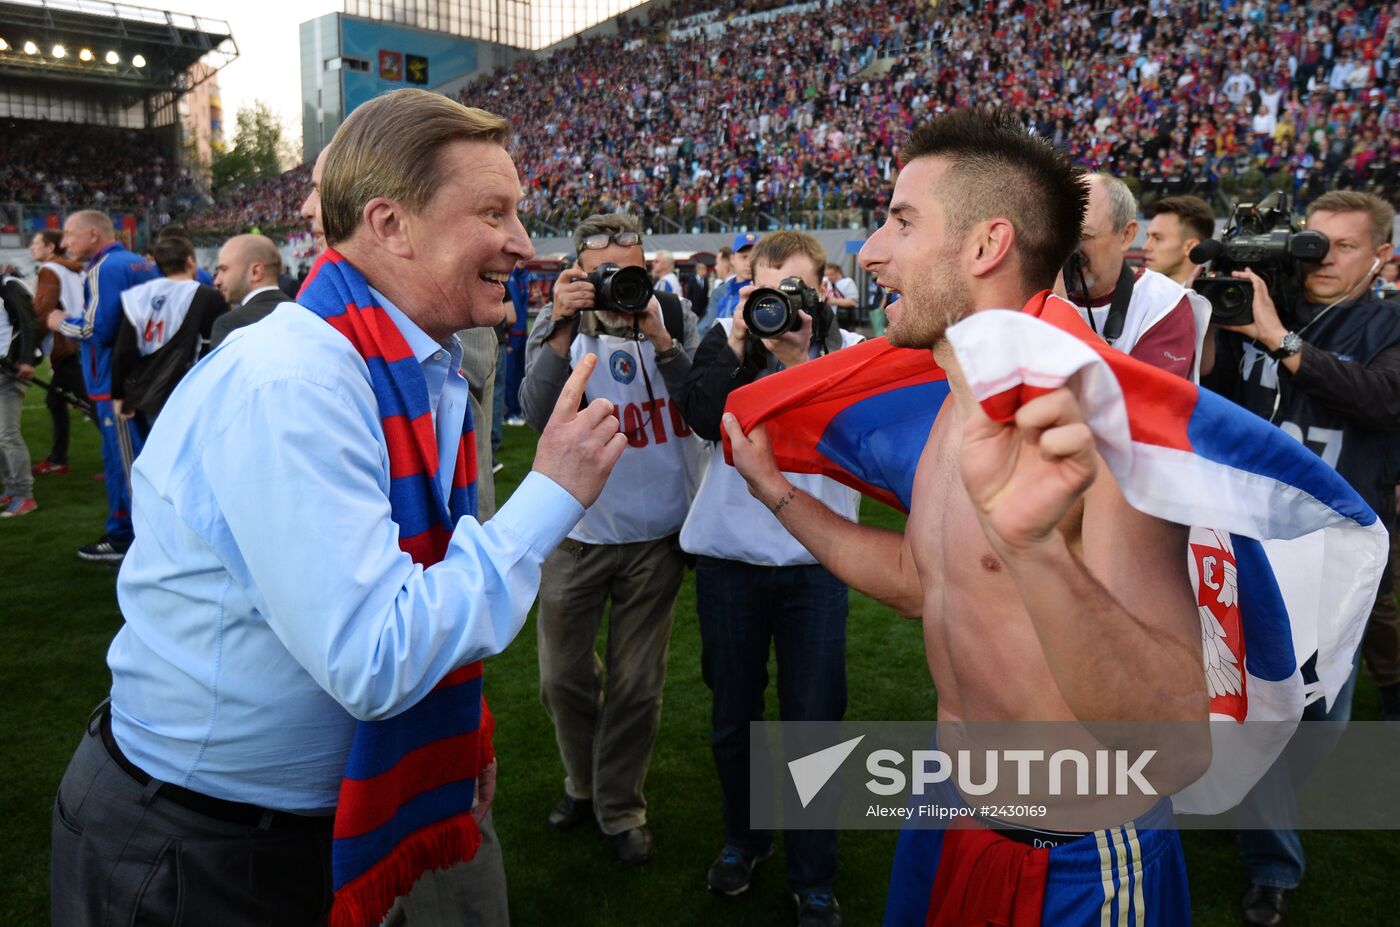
[599,265,653,313]
[1221,283,1248,311]
[746,294,792,337]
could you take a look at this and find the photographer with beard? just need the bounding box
[674,230,862,927]
[1201,190,1400,925]
[520,213,700,866]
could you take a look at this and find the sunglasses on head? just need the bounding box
[580,230,641,251]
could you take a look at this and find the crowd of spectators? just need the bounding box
[460,0,1400,234]
[8,0,1398,240]
[0,119,207,218]
[183,162,312,240]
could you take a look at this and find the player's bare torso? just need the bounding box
[906,392,1085,724]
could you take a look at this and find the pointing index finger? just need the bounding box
[552,353,597,424]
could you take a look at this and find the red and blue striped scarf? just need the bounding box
[299,249,492,927]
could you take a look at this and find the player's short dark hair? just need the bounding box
[151,236,194,276]
[899,108,1087,289]
[38,228,63,251]
[1143,195,1216,244]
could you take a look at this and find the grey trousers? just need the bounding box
[54,715,506,926]
[536,535,684,834]
[51,716,334,927]
[379,810,509,926]
[0,376,32,500]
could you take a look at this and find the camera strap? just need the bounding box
[1099,262,1137,346]
[656,291,685,344]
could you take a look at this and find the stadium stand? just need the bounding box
[20,0,1396,239]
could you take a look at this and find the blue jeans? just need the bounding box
[1235,650,1361,889]
[695,556,848,894]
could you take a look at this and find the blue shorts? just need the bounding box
[884,795,1190,926]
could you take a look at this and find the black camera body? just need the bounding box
[586,263,654,314]
[1191,192,1330,327]
[742,276,823,338]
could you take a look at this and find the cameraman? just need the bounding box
[675,231,860,927]
[520,213,700,866]
[1064,173,1204,379]
[1201,190,1400,925]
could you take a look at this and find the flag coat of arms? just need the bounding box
[724,292,1387,812]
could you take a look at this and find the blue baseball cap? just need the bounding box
[732,231,760,252]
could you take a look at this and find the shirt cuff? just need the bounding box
[489,470,586,559]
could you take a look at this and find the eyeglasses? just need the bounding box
[580,230,641,251]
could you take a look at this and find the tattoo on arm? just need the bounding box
[771,489,797,517]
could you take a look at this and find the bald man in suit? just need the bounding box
[211,234,290,348]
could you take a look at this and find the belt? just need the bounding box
[97,705,322,830]
[984,819,1092,849]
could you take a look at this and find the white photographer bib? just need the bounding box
[568,331,702,544]
[120,278,199,357]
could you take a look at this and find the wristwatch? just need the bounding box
[1268,331,1303,360]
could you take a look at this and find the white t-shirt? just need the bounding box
[680,320,864,566]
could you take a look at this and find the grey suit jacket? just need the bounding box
[210,289,288,348]
[457,326,499,521]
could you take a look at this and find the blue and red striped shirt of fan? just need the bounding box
[299,249,492,927]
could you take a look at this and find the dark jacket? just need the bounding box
[112,284,228,419]
[210,288,288,349]
[1,276,37,370]
[675,314,845,442]
[1203,296,1400,522]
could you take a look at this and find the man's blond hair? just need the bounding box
[750,230,827,283]
[68,209,114,239]
[321,89,512,245]
[1307,191,1395,248]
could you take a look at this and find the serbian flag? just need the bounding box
[724,292,1387,813]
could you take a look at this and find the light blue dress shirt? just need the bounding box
[108,293,583,813]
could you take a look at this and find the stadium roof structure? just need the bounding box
[0,0,237,105]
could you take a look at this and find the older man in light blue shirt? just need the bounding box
[51,89,627,927]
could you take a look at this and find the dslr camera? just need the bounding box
[586,263,654,314]
[1190,192,1330,326]
[742,276,825,338]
